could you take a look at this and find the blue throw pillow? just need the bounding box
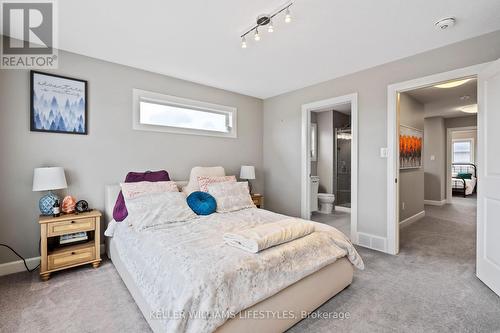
[187,191,217,215]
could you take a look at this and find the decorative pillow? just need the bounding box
[183,166,225,195]
[208,181,255,213]
[124,192,197,230]
[197,175,236,192]
[457,172,473,180]
[187,191,217,215]
[121,181,178,200]
[113,170,170,222]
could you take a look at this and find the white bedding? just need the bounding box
[452,176,476,195]
[106,208,363,333]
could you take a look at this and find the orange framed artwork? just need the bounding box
[399,125,423,169]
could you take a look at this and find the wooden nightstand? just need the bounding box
[38,210,102,281]
[251,194,264,208]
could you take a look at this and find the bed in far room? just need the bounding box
[104,169,363,333]
[452,163,477,197]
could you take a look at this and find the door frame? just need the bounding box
[386,63,490,255]
[300,93,359,244]
[446,126,477,203]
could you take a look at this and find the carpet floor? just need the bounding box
[1,196,499,332]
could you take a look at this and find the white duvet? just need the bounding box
[107,208,364,333]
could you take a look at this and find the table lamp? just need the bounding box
[240,165,255,194]
[32,167,67,215]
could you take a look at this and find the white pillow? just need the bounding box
[183,166,225,194]
[123,192,197,230]
[120,181,178,200]
[208,181,255,213]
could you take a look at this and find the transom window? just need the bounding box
[452,139,473,163]
[133,89,237,138]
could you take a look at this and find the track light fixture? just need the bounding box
[240,1,293,49]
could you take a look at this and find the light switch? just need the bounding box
[430,155,436,161]
[380,147,388,158]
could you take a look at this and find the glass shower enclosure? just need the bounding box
[335,128,351,208]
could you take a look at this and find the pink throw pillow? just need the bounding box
[197,175,236,192]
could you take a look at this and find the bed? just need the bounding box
[104,183,363,333]
[452,163,477,197]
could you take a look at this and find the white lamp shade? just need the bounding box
[32,167,67,192]
[240,165,255,180]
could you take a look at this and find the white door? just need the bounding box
[477,58,500,296]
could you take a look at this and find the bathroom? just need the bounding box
[310,103,352,237]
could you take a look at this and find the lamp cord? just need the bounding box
[0,240,41,273]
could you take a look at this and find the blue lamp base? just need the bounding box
[39,192,59,216]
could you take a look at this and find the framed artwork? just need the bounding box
[399,125,423,169]
[30,71,88,134]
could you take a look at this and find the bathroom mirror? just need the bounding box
[311,123,317,162]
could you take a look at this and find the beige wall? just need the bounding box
[399,94,424,222]
[0,50,263,264]
[263,30,500,239]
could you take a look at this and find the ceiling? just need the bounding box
[55,0,500,99]
[405,78,477,118]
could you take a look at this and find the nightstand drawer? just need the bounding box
[252,198,260,205]
[47,218,95,236]
[48,245,95,270]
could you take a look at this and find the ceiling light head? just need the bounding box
[434,78,471,89]
[241,36,247,49]
[254,28,261,41]
[268,20,274,33]
[435,17,456,30]
[460,104,478,114]
[285,7,292,23]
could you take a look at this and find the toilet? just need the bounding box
[310,176,320,212]
[310,176,335,214]
[317,193,336,214]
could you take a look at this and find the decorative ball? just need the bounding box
[186,191,216,215]
[39,192,58,216]
[62,196,77,214]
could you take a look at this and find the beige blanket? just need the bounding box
[223,218,315,253]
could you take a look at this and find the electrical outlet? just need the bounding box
[402,202,406,210]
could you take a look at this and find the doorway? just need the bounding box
[301,93,358,243]
[386,63,488,255]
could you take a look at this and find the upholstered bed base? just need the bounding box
[109,239,353,333]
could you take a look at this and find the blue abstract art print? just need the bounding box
[30,71,87,135]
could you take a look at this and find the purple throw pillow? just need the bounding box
[113,170,170,222]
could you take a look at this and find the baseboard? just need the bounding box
[0,244,106,277]
[335,206,351,213]
[399,210,425,228]
[424,199,446,206]
[357,232,387,253]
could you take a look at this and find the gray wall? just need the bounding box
[424,117,446,202]
[445,115,477,129]
[399,94,424,222]
[0,50,263,264]
[316,110,334,193]
[263,30,500,239]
